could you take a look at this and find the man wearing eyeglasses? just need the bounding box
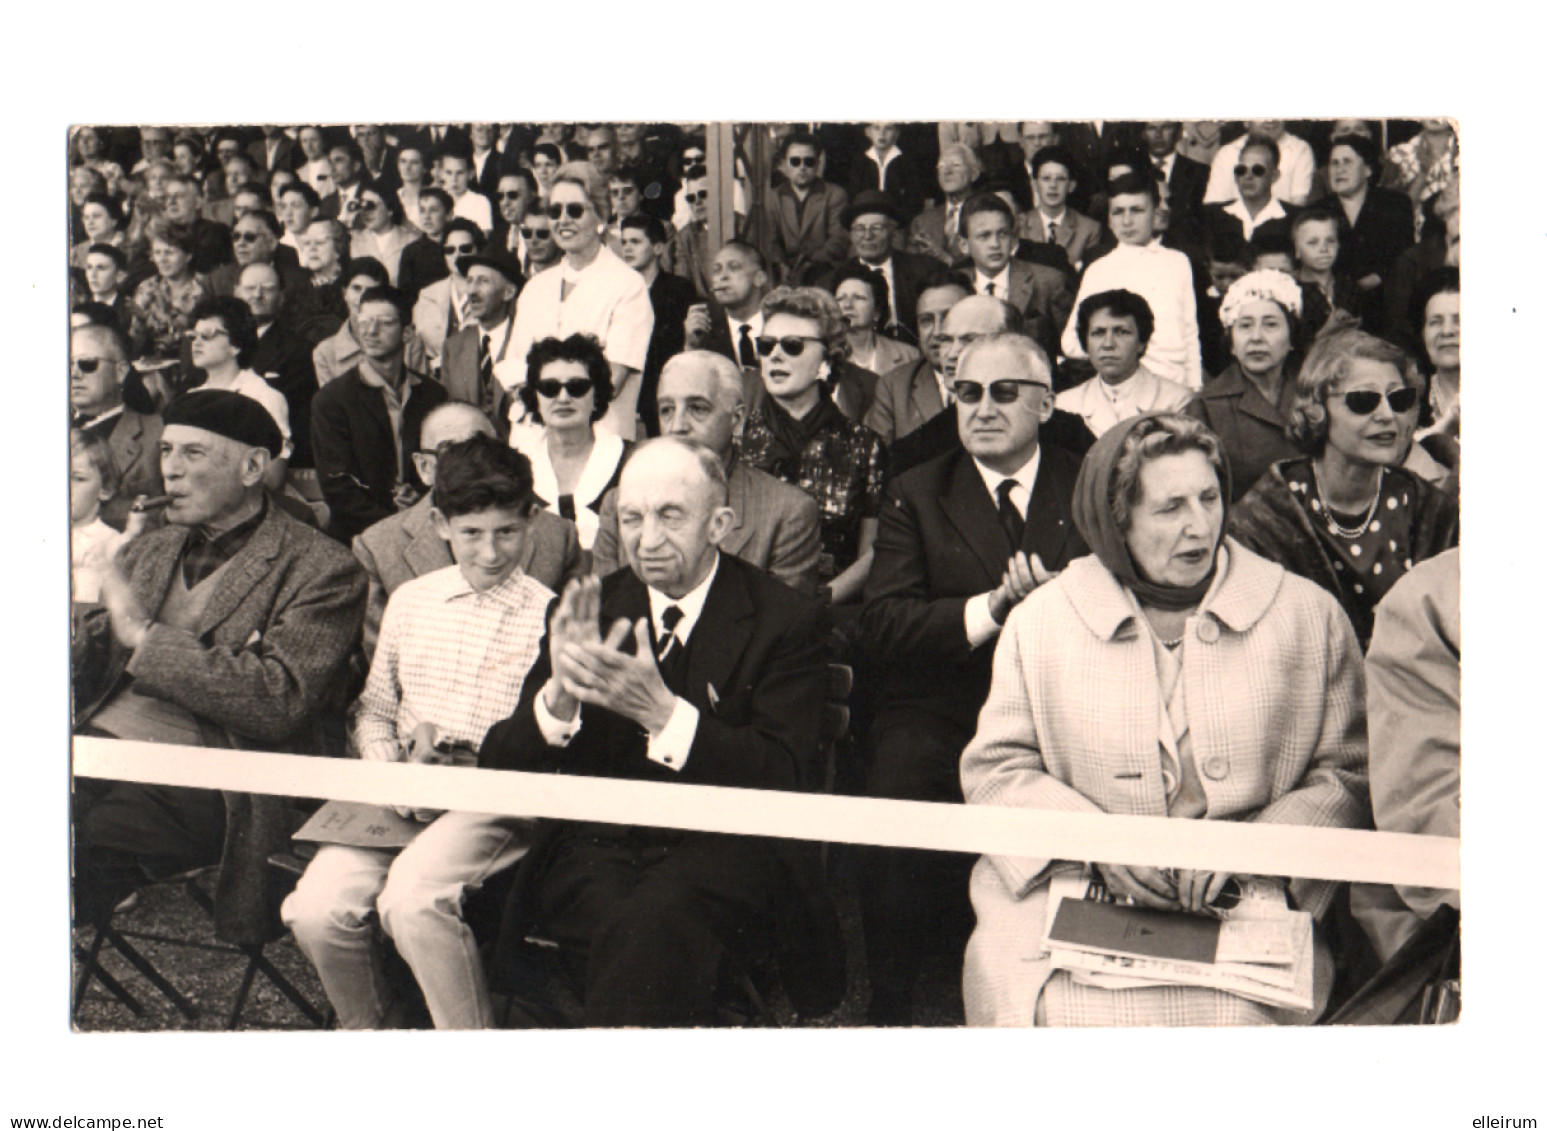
[411,218,485,368]
[518,200,562,277]
[489,170,537,260]
[70,323,164,531]
[314,256,429,385]
[857,332,1087,1026]
[1202,133,1299,246]
[208,210,307,299]
[667,167,715,298]
[350,402,583,660]
[821,189,943,343]
[441,250,523,439]
[764,131,851,285]
[312,285,449,542]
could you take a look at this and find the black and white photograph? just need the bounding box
[11,9,1539,1128]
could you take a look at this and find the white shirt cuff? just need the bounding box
[646,697,699,772]
[534,680,582,746]
[965,593,1003,649]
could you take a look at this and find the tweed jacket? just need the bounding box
[907,203,967,266]
[93,408,165,532]
[668,220,714,298]
[589,455,823,595]
[352,496,585,660]
[74,505,366,942]
[863,357,947,446]
[980,259,1075,364]
[1184,362,1301,502]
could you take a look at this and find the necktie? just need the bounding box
[996,479,1025,548]
[737,324,758,369]
[478,332,497,416]
[656,605,687,691]
[1046,218,1058,242]
[985,282,997,296]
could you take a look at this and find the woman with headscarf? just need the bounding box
[960,411,1369,1027]
[1228,330,1457,650]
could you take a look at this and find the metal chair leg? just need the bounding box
[73,932,145,1018]
[101,926,199,1020]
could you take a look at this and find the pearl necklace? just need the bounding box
[1315,466,1384,539]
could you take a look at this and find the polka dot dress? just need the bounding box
[1285,459,1414,615]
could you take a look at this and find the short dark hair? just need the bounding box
[958,192,1016,238]
[497,164,538,193]
[343,256,390,288]
[826,262,892,330]
[432,433,537,518]
[419,186,454,213]
[242,208,285,238]
[1106,170,1161,206]
[1290,206,1341,244]
[1410,266,1461,375]
[1104,144,1151,182]
[1329,133,1382,176]
[1246,232,1296,268]
[328,139,364,165]
[1030,144,1078,180]
[441,217,485,249]
[72,300,117,328]
[357,284,412,325]
[1238,132,1281,168]
[81,192,123,227]
[520,334,614,422]
[777,131,822,164]
[190,294,259,366]
[278,181,321,209]
[1075,289,1156,351]
[84,243,127,271]
[522,198,552,222]
[620,213,667,245]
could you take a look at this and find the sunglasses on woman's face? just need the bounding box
[519,227,553,240]
[444,242,476,255]
[546,202,589,221]
[1341,387,1419,415]
[1233,163,1269,178]
[535,377,594,399]
[754,335,824,358]
[953,379,1049,405]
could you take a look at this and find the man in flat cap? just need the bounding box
[440,248,522,439]
[73,389,366,945]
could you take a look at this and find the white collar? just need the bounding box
[647,553,720,647]
[972,445,1042,509]
[561,244,613,283]
[726,310,764,336]
[975,263,1012,291]
[1038,207,1068,226]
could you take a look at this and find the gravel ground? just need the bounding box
[71,857,965,1032]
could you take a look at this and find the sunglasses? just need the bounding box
[546,202,589,221]
[754,335,824,358]
[519,226,553,240]
[72,357,113,374]
[444,242,476,255]
[785,156,818,169]
[1341,387,1420,415]
[535,377,594,399]
[1233,163,1270,178]
[231,230,266,243]
[953,379,1049,405]
[497,190,526,200]
[684,191,708,204]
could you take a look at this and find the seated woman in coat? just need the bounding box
[960,412,1370,1027]
[1229,330,1458,650]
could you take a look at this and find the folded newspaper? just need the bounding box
[1043,870,1314,1011]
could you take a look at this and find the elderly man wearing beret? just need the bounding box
[73,389,367,945]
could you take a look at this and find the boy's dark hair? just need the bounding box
[432,433,537,518]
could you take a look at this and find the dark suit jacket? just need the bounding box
[817,250,946,342]
[249,319,320,468]
[764,179,850,283]
[1165,153,1212,244]
[481,553,844,1016]
[1333,185,1416,282]
[395,236,450,307]
[846,151,927,220]
[310,366,449,541]
[1184,361,1302,503]
[884,402,1094,484]
[248,134,297,175]
[978,259,1076,363]
[74,505,365,942]
[859,443,1088,731]
[1202,200,1302,249]
[640,269,698,431]
[352,497,583,659]
[1019,208,1104,271]
[187,217,235,275]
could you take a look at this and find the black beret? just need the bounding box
[163,389,284,457]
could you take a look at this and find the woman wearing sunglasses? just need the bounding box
[348,184,417,287]
[1230,329,1457,649]
[507,162,654,441]
[738,287,886,610]
[512,333,627,551]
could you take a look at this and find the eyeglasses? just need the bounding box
[851,223,893,237]
[1340,387,1420,415]
[444,242,476,255]
[187,327,232,343]
[1233,163,1270,178]
[231,230,267,243]
[952,379,1049,405]
[519,227,552,240]
[72,357,113,374]
[534,377,594,399]
[497,190,526,200]
[785,156,818,169]
[546,202,589,221]
[754,335,824,358]
[683,191,708,204]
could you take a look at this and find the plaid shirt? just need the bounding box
[353,564,553,762]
